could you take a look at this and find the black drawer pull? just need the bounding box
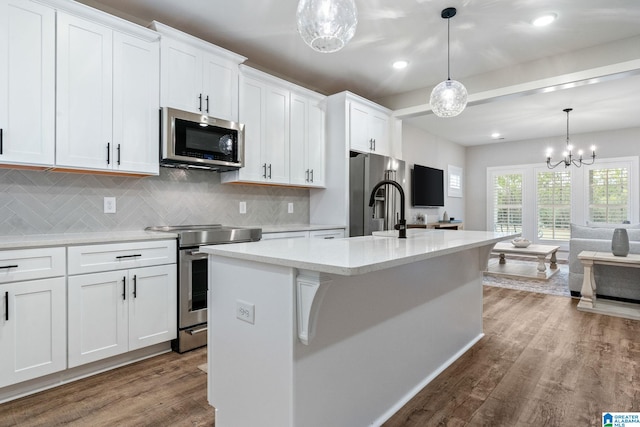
[122,276,126,300]
[133,275,137,298]
[115,254,142,260]
[0,265,18,269]
[4,291,8,321]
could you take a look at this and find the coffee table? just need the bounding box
[486,242,560,280]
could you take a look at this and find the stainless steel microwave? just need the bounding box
[161,107,244,171]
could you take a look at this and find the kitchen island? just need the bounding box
[201,229,516,427]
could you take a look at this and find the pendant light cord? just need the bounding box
[447,17,451,80]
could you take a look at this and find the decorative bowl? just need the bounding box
[511,238,531,248]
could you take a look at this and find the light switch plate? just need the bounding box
[288,202,294,213]
[239,201,247,214]
[236,300,255,324]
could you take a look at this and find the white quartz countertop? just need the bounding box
[201,229,518,276]
[0,230,178,250]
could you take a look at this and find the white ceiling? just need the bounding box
[80,0,640,146]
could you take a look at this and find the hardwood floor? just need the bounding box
[1,286,638,426]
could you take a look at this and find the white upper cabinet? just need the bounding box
[0,0,55,167]
[348,96,391,157]
[152,21,246,123]
[55,8,160,175]
[290,91,326,187]
[222,66,326,187]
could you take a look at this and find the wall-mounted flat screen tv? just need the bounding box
[411,164,444,207]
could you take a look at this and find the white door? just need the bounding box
[0,0,55,167]
[307,100,325,187]
[203,53,239,122]
[68,271,128,368]
[56,13,113,170]
[0,277,66,388]
[160,38,203,114]
[289,93,307,186]
[264,85,290,184]
[113,32,160,175]
[128,265,177,351]
[238,75,266,182]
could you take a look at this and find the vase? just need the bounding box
[442,211,449,222]
[611,228,629,257]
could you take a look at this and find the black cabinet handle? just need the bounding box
[117,144,121,165]
[205,95,209,114]
[310,169,314,183]
[0,265,18,269]
[262,163,267,178]
[268,163,272,179]
[198,93,203,112]
[115,254,142,260]
[305,169,309,182]
[133,275,137,298]
[0,128,3,154]
[4,291,8,321]
[107,143,110,165]
[122,276,126,300]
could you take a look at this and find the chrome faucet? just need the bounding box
[369,180,407,238]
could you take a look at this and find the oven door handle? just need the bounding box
[187,326,208,335]
[185,250,207,257]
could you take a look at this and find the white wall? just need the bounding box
[465,126,640,231]
[401,122,465,224]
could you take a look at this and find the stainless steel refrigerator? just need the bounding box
[349,151,406,237]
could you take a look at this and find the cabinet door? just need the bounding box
[289,93,307,186]
[113,32,160,175]
[237,75,266,181]
[369,110,390,156]
[56,13,113,170]
[0,0,55,167]
[307,101,326,187]
[264,85,290,184]
[0,277,66,388]
[203,53,239,122]
[68,271,128,368]
[159,38,203,114]
[128,264,177,351]
[349,102,371,153]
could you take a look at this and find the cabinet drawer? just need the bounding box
[68,240,177,275]
[261,231,309,240]
[0,247,65,283]
[309,229,345,239]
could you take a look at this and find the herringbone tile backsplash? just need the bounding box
[0,168,310,235]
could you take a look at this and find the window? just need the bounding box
[588,167,629,223]
[537,170,571,240]
[492,173,522,233]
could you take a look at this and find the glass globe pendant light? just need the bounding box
[430,7,467,118]
[296,0,358,53]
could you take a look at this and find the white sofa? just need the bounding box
[569,223,640,301]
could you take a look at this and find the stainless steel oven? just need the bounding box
[146,224,261,353]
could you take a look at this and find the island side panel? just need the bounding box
[208,255,296,427]
[293,248,484,427]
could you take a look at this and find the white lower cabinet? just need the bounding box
[67,239,177,368]
[262,228,345,240]
[0,246,67,389]
[0,277,66,388]
[67,264,176,368]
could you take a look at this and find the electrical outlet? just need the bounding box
[236,300,255,324]
[288,202,294,213]
[239,201,247,214]
[104,197,116,214]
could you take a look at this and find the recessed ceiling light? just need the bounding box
[491,132,501,139]
[393,60,408,70]
[533,13,557,27]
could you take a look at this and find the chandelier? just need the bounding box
[546,108,596,169]
[429,7,467,118]
[296,0,358,53]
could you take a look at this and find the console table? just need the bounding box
[577,251,640,320]
[408,222,464,230]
